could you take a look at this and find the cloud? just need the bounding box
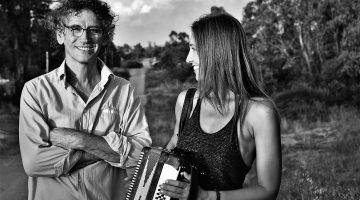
[108,0,149,16]
[140,4,152,14]
[105,0,252,46]
[106,0,173,17]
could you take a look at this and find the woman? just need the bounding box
[162,13,281,200]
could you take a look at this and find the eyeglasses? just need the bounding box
[63,24,103,38]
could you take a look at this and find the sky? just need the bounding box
[103,0,253,46]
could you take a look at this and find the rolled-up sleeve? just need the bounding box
[102,86,151,168]
[19,82,81,177]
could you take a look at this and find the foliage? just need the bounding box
[153,31,189,69]
[117,42,163,62]
[0,0,53,103]
[98,42,121,68]
[0,0,52,75]
[243,0,360,107]
[124,60,143,69]
[150,31,195,83]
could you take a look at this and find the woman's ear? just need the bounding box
[56,30,64,45]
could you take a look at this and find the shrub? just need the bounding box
[125,60,143,69]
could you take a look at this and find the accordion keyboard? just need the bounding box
[125,147,182,200]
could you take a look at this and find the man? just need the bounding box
[19,0,151,199]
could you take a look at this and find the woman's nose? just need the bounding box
[186,50,193,63]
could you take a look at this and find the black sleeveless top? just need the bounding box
[176,89,250,190]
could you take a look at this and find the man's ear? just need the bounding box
[56,30,64,45]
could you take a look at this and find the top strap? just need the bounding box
[178,88,197,136]
[231,95,242,147]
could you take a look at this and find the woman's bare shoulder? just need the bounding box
[177,90,188,102]
[175,89,198,116]
[246,98,280,132]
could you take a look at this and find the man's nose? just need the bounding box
[80,29,92,40]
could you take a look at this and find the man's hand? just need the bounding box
[50,128,85,149]
[69,151,102,172]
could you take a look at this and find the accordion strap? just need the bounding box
[178,88,196,136]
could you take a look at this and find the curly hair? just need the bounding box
[47,0,116,46]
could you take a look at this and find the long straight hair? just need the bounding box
[191,13,270,115]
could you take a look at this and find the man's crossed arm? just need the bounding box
[49,128,120,172]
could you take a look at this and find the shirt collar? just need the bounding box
[56,59,114,89]
[56,60,66,87]
[98,59,114,89]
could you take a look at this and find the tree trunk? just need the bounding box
[315,39,323,74]
[298,29,312,73]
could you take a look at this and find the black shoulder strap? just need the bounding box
[178,88,196,135]
[231,95,241,146]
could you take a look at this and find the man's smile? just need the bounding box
[76,45,96,51]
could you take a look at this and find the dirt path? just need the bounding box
[0,105,27,199]
[0,154,27,200]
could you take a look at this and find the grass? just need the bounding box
[279,106,360,200]
[144,68,360,200]
[144,69,196,147]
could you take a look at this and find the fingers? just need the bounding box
[160,180,190,200]
[180,171,191,182]
[161,184,183,194]
[165,179,189,188]
[160,189,184,199]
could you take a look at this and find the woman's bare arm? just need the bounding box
[218,101,282,200]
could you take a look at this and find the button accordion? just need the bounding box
[125,147,198,200]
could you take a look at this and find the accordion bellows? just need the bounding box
[126,147,197,200]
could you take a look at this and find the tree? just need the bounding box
[0,0,52,101]
[144,42,163,58]
[133,43,145,59]
[99,42,119,67]
[117,43,133,61]
[242,0,360,101]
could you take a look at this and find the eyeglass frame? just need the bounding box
[62,24,103,38]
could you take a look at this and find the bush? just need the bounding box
[166,62,196,83]
[274,88,333,121]
[125,60,143,69]
[112,68,130,80]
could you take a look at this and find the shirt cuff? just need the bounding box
[54,149,82,176]
[102,132,131,168]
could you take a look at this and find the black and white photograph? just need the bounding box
[0,0,359,199]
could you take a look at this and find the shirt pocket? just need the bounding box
[92,107,121,136]
[47,107,80,129]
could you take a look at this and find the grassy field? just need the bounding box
[144,69,360,200]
